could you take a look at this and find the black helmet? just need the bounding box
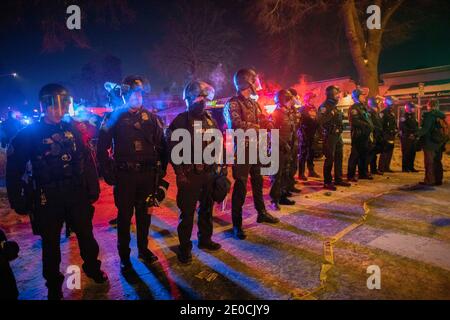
[183,80,215,107]
[384,96,394,107]
[233,68,262,93]
[352,88,363,101]
[274,89,294,106]
[121,75,151,99]
[39,83,72,114]
[212,170,231,203]
[404,102,416,113]
[325,85,340,98]
[367,97,378,108]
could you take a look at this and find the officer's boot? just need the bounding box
[138,249,159,265]
[257,209,280,224]
[198,239,222,251]
[118,247,133,273]
[177,245,193,265]
[232,210,247,240]
[46,273,64,300]
[82,264,109,284]
[308,168,320,178]
[279,196,296,205]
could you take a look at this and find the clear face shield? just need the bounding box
[189,83,215,114]
[122,79,151,108]
[40,94,73,120]
[249,74,263,99]
[199,84,215,102]
[291,94,302,108]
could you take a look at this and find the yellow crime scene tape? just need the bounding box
[291,190,391,300]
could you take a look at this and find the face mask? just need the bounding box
[189,100,206,116]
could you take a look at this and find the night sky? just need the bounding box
[1,0,449,112]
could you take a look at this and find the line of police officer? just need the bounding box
[4,69,446,300]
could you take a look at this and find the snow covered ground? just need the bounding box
[1,144,449,300]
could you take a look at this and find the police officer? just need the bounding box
[166,80,222,264]
[298,92,320,180]
[347,89,374,181]
[317,86,351,191]
[379,96,398,173]
[269,90,297,210]
[97,75,168,272]
[224,68,279,240]
[417,99,447,186]
[285,88,302,194]
[367,97,384,175]
[400,102,419,172]
[6,84,108,300]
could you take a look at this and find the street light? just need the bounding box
[0,72,18,78]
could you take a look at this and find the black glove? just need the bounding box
[12,200,29,216]
[0,240,20,261]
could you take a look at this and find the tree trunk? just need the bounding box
[342,0,404,97]
[342,0,381,96]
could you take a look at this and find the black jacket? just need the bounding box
[6,119,100,209]
[97,107,168,171]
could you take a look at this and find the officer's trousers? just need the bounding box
[323,134,344,185]
[286,142,298,190]
[379,142,394,172]
[347,138,370,179]
[270,151,288,202]
[299,136,315,176]
[401,137,417,171]
[423,148,444,185]
[114,169,156,260]
[36,184,101,291]
[176,170,215,252]
[231,163,266,228]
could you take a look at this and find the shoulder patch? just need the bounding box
[351,109,358,115]
[319,107,326,113]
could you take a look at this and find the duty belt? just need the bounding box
[116,161,156,172]
[40,177,83,190]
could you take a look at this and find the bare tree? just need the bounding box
[0,0,135,52]
[150,0,240,92]
[252,0,409,95]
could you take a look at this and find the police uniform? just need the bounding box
[269,105,295,203]
[399,112,418,172]
[97,107,167,263]
[367,108,384,174]
[347,102,374,179]
[299,104,319,178]
[317,99,345,186]
[224,94,276,232]
[379,107,397,172]
[285,105,301,191]
[417,108,446,185]
[166,110,218,256]
[6,119,103,296]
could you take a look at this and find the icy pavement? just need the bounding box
[1,145,450,300]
